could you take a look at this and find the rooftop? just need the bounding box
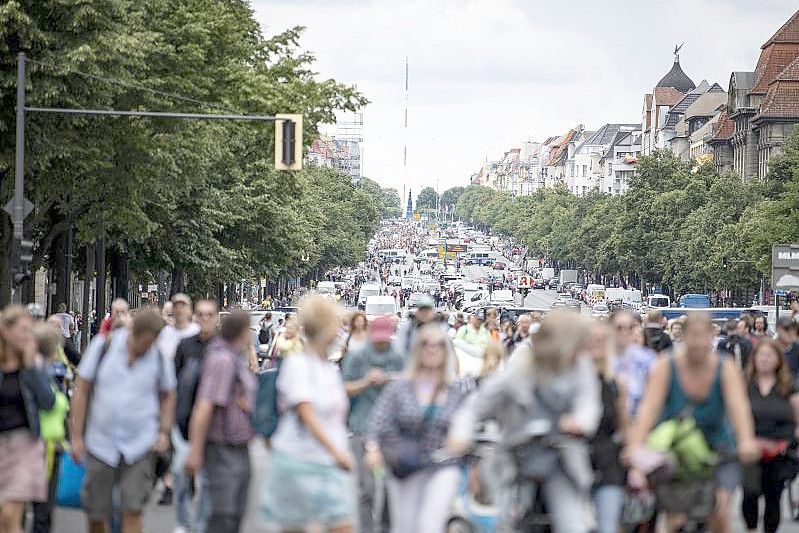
[654,86,686,107]
[755,56,799,120]
[656,56,696,93]
[762,9,799,48]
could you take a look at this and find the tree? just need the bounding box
[416,187,438,210]
[0,1,370,305]
[440,186,464,209]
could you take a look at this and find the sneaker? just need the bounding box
[158,487,173,505]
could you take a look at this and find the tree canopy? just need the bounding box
[416,186,438,210]
[0,0,377,304]
[454,143,799,302]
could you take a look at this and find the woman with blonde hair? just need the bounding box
[260,296,356,532]
[449,311,601,533]
[479,341,506,382]
[0,306,55,533]
[364,324,468,533]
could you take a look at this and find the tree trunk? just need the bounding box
[82,244,94,351]
[170,268,185,297]
[109,248,129,300]
[50,231,69,313]
[95,238,106,320]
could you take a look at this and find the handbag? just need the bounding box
[382,382,445,479]
[55,452,86,508]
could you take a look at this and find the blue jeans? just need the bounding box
[172,428,210,532]
[592,485,624,533]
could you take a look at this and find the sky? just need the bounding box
[253,0,799,194]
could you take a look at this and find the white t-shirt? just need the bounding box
[55,312,75,338]
[271,351,349,465]
[157,322,201,359]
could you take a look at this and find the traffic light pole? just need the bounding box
[11,53,27,303]
[11,51,301,304]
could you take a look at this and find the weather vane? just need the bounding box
[674,41,684,61]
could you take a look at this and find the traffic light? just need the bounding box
[274,114,303,171]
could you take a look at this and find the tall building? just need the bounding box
[642,50,696,155]
[721,9,799,179]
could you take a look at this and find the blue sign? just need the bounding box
[774,289,787,296]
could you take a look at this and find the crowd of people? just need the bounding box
[3,287,799,533]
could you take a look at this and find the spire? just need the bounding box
[405,190,413,220]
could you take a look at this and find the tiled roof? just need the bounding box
[584,124,638,146]
[751,43,799,94]
[654,86,685,107]
[762,9,799,48]
[547,128,578,166]
[656,58,696,92]
[710,109,735,141]
[755,57,799,120]
[670,92,703,116]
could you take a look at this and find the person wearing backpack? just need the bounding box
[625,312,758,533]
[258,313,274,347]
[342,316,405,533]
[717,318,753,370]
[70,308,175,533]
[172,299,219,533]
[184,311,256,533]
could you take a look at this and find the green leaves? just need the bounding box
[0,0,372,300]
[453,142,799,296]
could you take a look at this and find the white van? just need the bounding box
[365,296,397,319]
[316,281,336,297]
[358,283,382,308]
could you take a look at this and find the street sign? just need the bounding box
[518,275,531,289]
[772,244,799,290]
[446,243,468,253]
[3,197,33,219]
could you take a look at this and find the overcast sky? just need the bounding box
[253,0,798,194]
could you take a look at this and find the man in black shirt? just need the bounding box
[173,299,219,533]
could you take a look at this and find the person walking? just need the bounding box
[185,310,257,533]
[741,338,799,533]
[53,303,77,353]
[342,316,405,533]
[0,306,55,533]
[157,293,200,506]
[448,312,600,533]
[364,324,468,533]
[455,313,489,349]
[172,299,219,533]
[626,313,758,533]
[31,323,70,533]
[586,322,628,533]
[70,308,176,533]
[260,296,357,532]
[612,310,656,419]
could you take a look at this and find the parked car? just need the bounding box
[591,303,610,319]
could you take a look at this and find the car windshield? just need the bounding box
[366,303,396,315]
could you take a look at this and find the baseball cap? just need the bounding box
[416,295,435,309]
[171,293,192,307]
[369,315,395,342]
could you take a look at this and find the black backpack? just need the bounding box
[258,324,273,346]
[175,354,204,440]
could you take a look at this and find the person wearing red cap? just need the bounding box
[342,315,405,533]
